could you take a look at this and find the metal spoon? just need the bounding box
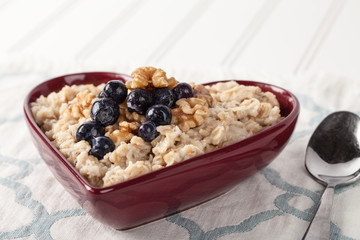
[302,111,360,240]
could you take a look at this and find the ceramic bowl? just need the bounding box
[24,72,300,230]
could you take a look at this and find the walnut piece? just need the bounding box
[171,97,209,131]
[126,66,177,90]
[105,121,140,146]
[119,121,140,132]
[66,89,96,119]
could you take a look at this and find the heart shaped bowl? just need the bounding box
[24,72,300,230]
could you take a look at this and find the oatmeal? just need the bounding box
[31,67,282,187]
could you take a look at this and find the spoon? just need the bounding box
[302,111,360,240]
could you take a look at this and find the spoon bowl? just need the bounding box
[303,111,360,239]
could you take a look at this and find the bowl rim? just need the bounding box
[23,71,300,194]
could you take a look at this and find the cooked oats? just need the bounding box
[31,79,282,187]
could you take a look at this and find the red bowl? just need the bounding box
[23,72,300,230]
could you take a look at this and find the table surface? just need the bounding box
[0,0,359,239]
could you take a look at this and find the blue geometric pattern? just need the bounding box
[0,153,86,240]
[0,71,358,240]
[165,166,358,240]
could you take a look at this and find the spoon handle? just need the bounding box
[302,185,335,240]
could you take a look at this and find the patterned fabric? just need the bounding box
[0,0,360,239]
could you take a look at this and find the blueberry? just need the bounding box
[172,82,194,100]
[89,136,115,159]
[138,121,158,142]
[76,121,105,143]
[146,104,172,126]
[127,88,153,115]
[103,80,128,104]
[90,98,120,126]
[152,87,175,108]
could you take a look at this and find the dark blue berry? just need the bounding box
[103,80,128,104]
[172,82,194,100]
[76,121,105,143]
[152,87,175,108]
[146,104,172,126]
[127,88,153,115]
[90,98,120,126]
[89,136,115,159]
[138,121,158,142]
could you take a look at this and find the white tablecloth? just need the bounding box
[0,0,360,239]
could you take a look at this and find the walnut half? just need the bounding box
[126,66,177,90]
